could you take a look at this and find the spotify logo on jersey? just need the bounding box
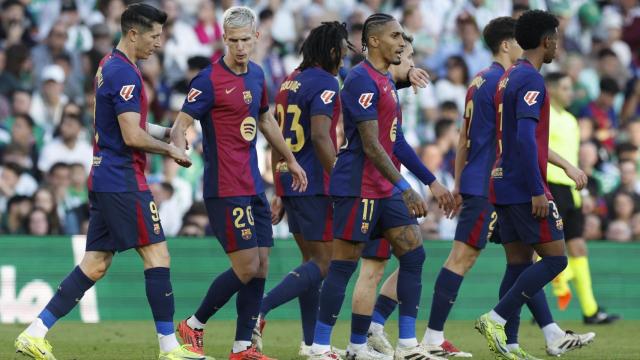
[241,116,257,141]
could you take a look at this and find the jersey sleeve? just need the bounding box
[112,68,142,115]
[308,76,340,119]
[260,80,269,114]
[342,73,379,123]
[515,74,546,121]
[180,71,215,121]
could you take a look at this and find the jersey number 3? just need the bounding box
[276,104,304,152]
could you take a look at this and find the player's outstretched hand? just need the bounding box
[531,194,549,219]
[402,188,428,218]
[287,160,308,192]
[451,187,464,215]
[430,181,456,218]
[168,144,192,168]
[408,67,431,94]
[565,165,588,190]
[270,196,284,225]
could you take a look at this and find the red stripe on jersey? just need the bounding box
[321,202,333,242]
[274,168,285,196]
[136,200,150,246]
[225,208,238,252]
[539,217,552,243]
[376,238,390,258]
[467,209,487,247]
[341,198,361,240]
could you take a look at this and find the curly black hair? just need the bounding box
[483,16,517,55]
[299,21,354,73]
[515,10,559,50]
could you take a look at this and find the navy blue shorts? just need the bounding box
[86,191,165,253]
[283,195,333,241]
[454,195,500,249]
[362,238,391,260]
[205,193,273,253]
[333,193,417,243]
[495,201,564,245]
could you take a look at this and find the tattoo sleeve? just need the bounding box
[357,120,403,184]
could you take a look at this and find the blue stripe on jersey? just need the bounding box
[201,112,220,198]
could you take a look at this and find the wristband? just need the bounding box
[395,177,411,192]
[148,123,168,140]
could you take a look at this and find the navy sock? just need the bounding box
[494,256,567,320]
[314,260,357,345]
[235,277,266,341]
[427,267,464,331]
[299,282,320,346]
[527,288,554,328]
[144,267,175,335]
[397,247,425,339]
[40,266,95,328]
[351,313,371,345]
[261,261,322,316]
[194,268,244,323]
[372,294,397,326]
[499,263,530,344]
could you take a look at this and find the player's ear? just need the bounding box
[255,31,260,40]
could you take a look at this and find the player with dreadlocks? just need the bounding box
[307,13,453,360]
[248,21,354,357]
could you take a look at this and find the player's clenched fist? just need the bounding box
[531,194,548,219]
[402,188,428,218]
[287,159,308,192]
[168,144,192,168]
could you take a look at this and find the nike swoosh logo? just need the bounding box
[251,316,258,320]
[521,291,531,299]
[39,349,46,355]
[165,292,173,296]
[225,87,236,94]
[75,298,81,302]
[331,314,338,318]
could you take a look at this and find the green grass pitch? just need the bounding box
[1,320,638,359]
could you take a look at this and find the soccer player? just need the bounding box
[545,72,620,324]
[475,10,589,359]
[307,13,453,360]
[14,4,204,360]
[348,34,455,359]
[249,21,353,356]
[170,6,307,360]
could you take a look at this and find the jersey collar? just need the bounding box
[491,61,505,70]
[363,59,391,78]
[112,48,135,67]
[219,55,249,77]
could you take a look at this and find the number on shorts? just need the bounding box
[232,206,255,228]
[550,201,559,219]
[488,211,498,232]
[149,201,160,222]
[361,199,375,222]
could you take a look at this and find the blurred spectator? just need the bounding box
[0,113,40,177]
[181,202,210,234]
[194,0,224,62]
[37,103,92,173]
[0,43,32,97]
[64,162,87,210]
[1,194,32,234]
[579,48,625,101]
[150,181,180,236]
[584,213,603,241]
[434,118,458,176]
[32,187,62,235]
[434,56,468,113]
[26,207,52,235]
[607,159,640,213]
[45,162,71,214]
[179,221,205,237]
[0,0,35,48]
[30,64,69,137]
[60,0,93,54]
[83,23,113,79]
[606,219,632,242]
[579,77,620,151]
[438,101,461,122]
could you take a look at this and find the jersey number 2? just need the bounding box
[276,104,304,152]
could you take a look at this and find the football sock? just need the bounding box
[299,282,320,346]
[499,263,529,345]
[427,267,463,332]
[397,247,425,346]
[350,313,371,345]
[312,260,357,350]
[494,256,567,320]
[541,322,565,344]
[24,318,49,338]
[186,315,205,330]
[423,328,444,346]
[371,294,397,326]
[527,288,554,328]
[260,261,322,316]
[144,267,176,350]
[194,268,244,323]
[232,340,252,353]
[569,256,598,316]
[506,343,520,351]
[38,266,95,330]
[235,277,265,342]
[158,333,181,353]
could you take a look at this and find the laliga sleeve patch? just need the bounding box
[187,88,202,103]
[320,90,336,104]
[120,85,135,101]
[523,91,540,106]
[358,93,374,109]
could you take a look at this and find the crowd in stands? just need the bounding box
[1,0,640,243]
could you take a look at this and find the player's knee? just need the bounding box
[235,258,260,283]
[390,226,422,255]
[256,256,269,278]
[360,261,385,286]
[545,255,568,274]
[398,246,425,272]
[445,249,479,275]
[85,261,110,281]
[312,257,331,278]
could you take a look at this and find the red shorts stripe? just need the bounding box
[322,203,333,242]
[135,200,150,246]
[467,209,487,247]
[539,218,552,243]
[225,208,238,252]
[342,198,361,239]
[376,238,390,258]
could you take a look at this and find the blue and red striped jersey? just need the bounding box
[330,60,401,199]
[490,59,552,205]
[459,62,505,197]
[274,67,340,197]
[88,49,149,192]
[181,57,269,198]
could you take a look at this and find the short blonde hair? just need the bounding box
[222,6,256,32]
